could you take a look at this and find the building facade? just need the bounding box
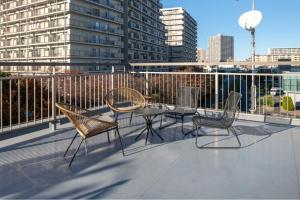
[196,48,206,63]
[268,48,300,62]
[127,0,168,63]
[208,34,234,63]
[0,0,167,72]
[247,48,300,63]
[160,7,197,62]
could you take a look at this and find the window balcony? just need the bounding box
[1,62,300,198]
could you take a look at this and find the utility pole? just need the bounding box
[250,0,256,114]
[238,0,261,114]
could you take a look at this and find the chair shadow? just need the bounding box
[197,123,293,149]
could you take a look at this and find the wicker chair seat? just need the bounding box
[77,116,117,139]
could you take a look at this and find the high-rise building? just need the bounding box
[160,7,197,62]
[208,34,234,62]
[0,0,124,72]
[126,0,168,63]
[196,48,206,63]
[0,0,167,72]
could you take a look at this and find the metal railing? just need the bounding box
[0,62,300,133]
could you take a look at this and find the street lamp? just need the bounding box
[238,0,262,113]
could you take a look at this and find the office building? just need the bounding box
[160,7,197,62]
[196,48,206,63]
[208,34,234,62]
[0,0,167,72]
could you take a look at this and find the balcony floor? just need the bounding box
[0,113,300,199]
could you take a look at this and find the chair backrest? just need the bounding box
[56,103,84,128]
[176,87,200,109]
[106,88,146,112]
[222,91,242,124]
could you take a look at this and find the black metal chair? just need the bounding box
[160,86,200,135]
[193,91,242,148]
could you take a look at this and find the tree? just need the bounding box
[282,96,295,111]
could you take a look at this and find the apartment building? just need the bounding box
[0,0,167,72]
[248,48,300,63]
[196,48,206,63]
[160,7,197,62]
[208,34,234,63]
[127,0,168,63]
[268,48,300,62]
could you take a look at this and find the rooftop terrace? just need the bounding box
[1,112,300,199]
[1,62,300,199]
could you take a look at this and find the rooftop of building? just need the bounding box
[1,112,300,199]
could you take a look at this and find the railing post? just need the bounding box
[145,66,149,96]
[50,67,57,131]
[215,71,219,110]
[111,65,114,90]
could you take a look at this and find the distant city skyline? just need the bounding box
[162,0,300,60]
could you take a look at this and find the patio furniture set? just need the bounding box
[56,87,242,167]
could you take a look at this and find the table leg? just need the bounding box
[136,114,165,145]
[135,127,147,141]
[145,126,150,145]
[150,126,164,141]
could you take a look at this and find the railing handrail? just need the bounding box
[131,71,300,76]
[129,61,300,67]
[1,71,300,81]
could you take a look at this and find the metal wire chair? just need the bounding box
[160,86,200,135]
[56,103,125,167]
[193,91,242,148]
[106,88,146,122]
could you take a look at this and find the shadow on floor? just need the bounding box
[196,123,293,149]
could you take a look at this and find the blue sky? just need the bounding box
[161,0,300,60]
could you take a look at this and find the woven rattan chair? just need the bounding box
[160,86,200,135]
[106,88,146,123]
[56,103,125,167]
[193,91,242,148]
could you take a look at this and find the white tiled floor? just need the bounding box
[0,115,299,199]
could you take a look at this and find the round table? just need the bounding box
[134,107,165,145]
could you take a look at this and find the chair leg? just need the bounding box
[64,132,79,158]
[195,126,201,148]
[69,138,84,167]
[160,115,163,128]
[230,127,242,147]
[107,130,111,144]
[195,127,241,149]
[159,115,177,130]
[114,113,118,136]
[114,112,119,121]
[129,112,133,124]
[181,116,196,136]
[84,140,88,156]
[115,126,125,156]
